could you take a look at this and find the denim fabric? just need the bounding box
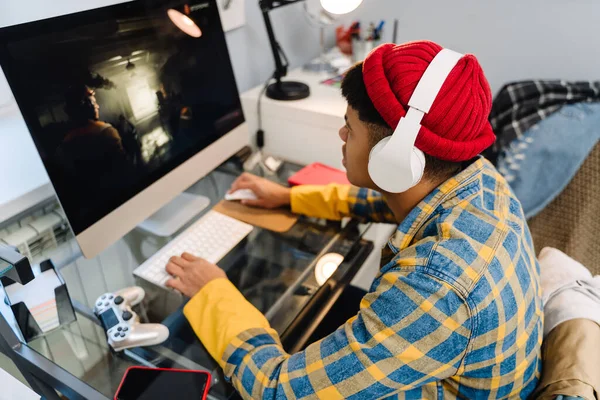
[497,103,600,219]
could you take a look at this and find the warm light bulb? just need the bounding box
[319,0,363,15]
[315,253,344,286]
[322,261,338,276]
[168,9,202,38]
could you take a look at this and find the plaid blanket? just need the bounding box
[485,80,600,164]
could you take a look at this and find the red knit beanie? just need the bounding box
[362,41,496,162]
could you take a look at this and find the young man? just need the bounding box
[166,41,543,399]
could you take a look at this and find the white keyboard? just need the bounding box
[133,211,254,288]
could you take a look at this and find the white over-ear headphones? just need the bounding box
[368,48,464,193]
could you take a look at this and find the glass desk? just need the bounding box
[6,160,375,400]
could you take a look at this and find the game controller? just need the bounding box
[94,287,169,352]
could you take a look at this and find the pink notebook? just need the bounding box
[288,163,350,186]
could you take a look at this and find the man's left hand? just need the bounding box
[165,253,227,298]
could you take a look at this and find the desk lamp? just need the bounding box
[168,1,362,100]
[260,0,363,101]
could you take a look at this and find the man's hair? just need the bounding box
[341,63,462,181]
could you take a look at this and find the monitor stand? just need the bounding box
[137,192,210,238]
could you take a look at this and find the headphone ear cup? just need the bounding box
[369,136,423,193]
[369,136,388,161]
[411,147,426,185]
[368,136,394,187]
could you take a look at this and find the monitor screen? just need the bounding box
[0,0,244,235]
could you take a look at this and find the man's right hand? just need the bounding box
[228,173,291,209]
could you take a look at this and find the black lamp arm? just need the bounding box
[258,0,311,101]
[259,0,304,81]
[263,0,304,9]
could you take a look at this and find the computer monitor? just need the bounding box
[0,0,249,259]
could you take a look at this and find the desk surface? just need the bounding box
[240,68,347,119]
[20,161,373,400]
[240,67,349,170]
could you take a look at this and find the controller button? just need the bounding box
[122,311,133,321]
[96,302,102,307]
[113,332,120,338]
[104,302,109,307]
[120,333,127,338]
[101,295,107,300]
[123,327,129,332]
[117,327,122,332]
[114,296,124,305]
[109,295,114,300]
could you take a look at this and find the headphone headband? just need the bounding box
[409,48,464,115]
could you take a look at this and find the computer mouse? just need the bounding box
[225,189,259,201]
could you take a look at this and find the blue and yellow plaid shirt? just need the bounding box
[185,158,543,399]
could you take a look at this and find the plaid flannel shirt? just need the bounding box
[485,80,600,164]
[221,158,543,399]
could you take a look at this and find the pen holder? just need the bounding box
[352,39,381,63]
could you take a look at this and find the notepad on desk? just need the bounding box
[288,163,350,186]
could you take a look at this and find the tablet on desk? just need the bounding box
[114,367,211,400]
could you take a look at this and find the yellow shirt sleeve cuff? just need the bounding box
[290,184,352,220]
[183,278,271,368]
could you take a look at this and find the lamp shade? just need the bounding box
[168,8,202,38]
[319,0,363,15]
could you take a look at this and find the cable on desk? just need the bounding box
[257,72,275,150]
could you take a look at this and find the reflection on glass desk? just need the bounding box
[22,160,375,400]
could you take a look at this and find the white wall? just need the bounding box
[351,0,600,95]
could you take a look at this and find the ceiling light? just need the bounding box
[319,0,363,15]
[168,9,202,38]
